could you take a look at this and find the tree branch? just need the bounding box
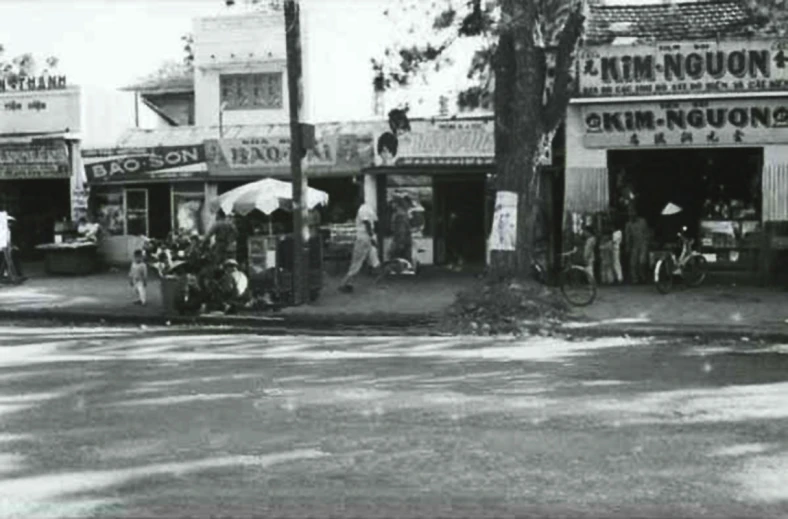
[542,6,584,133]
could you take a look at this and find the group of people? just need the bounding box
[581,207,652,285]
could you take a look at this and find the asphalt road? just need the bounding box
[0,324,787,518]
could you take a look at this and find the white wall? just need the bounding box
[764,145,788,165]
[565,104,607,169]
[193,9,293,127]
[81,86,161,147]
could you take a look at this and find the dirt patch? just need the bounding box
[437,280,570,336]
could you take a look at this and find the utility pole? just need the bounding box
[284,0,309,305]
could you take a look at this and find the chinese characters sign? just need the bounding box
[582,98,788,148]
[578,40,788,98]
[0,142,70,179]
[0,87,81,134]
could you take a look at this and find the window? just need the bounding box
[125,189,149,236]
[171,184,205,235]
[220,73,283,110]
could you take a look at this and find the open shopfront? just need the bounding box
[568,39,788,284]
[83,144,209,265]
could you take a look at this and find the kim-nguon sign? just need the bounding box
[578,40,788,97]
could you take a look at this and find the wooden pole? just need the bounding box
[284,0,309,305]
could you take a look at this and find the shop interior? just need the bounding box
[608,147,763,272]
[0,179,70,260]
[433,175,488,267]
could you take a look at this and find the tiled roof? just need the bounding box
[585,0,755,45]
[120,74,194,94]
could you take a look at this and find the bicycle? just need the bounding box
[531,247,597,307]
[653,225,707,294]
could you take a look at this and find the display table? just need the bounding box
[35,242,99,275]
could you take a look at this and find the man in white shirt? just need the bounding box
[339,202,380,292]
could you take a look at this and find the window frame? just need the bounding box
[124,188,149,237]
[219,72,284,111]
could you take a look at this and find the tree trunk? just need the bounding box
[489,0,544,280]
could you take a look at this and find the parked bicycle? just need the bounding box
[531,247,597,306]
[653,225,707,294]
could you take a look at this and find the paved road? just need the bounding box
[0,325,787,518]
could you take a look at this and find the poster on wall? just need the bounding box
[173,194,204,234]
[489,191,517,252]
[0,211,9,249]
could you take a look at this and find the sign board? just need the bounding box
[0,141,70,179]
[204,132,374,177]
[376,118,551,168]
[84,145,207,182]
[577,40,788,98]
[582,97,788,148]
[0,75,68,93]
[0,87,81,134]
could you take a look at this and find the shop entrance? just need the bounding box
[608,147,763,276]
[434,175,487,266]
[0,179,70,260]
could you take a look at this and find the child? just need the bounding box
[129,249,148,305]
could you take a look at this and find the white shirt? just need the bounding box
[355,204,377,237]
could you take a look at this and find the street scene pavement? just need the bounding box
[1,325,788,517]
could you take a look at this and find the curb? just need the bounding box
[555,322,788,342]
[0,308,438,335]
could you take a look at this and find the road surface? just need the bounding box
[0,324,787,518]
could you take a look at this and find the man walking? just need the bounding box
[339,201,380,292]
[625,208,650,284]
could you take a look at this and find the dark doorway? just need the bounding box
[147,184,172,239]
[2,179,70,260]
[434,175,487,266]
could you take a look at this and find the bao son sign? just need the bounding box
[578,40,788,97]
[84,145,206,182]
[582,98,788,148]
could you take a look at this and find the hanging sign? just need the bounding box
[0,141,70,179]
[582,97,788,148]
[577,40,788,98]
[84,145,206,182]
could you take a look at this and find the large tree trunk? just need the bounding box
[488,0,583,281]
[489,0,544,280]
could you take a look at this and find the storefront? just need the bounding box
[0,78,82,260]
[85,122,375,265]
[567,39,788,284]
[364,117,497,267]
[83,142,209,265]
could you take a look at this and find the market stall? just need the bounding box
[35,220,100,275]
[215,178,329,305]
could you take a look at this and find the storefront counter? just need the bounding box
[35,242,99,275]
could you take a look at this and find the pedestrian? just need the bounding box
[205,211,238,263]
[129,249,148,305]
[582,225,597,280]
[625,208,650,284]
[389,194,413,264]
[611,228,623,284]
[599,232,614,285]
[339,201,380,292]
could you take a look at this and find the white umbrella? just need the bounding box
[215,178,329,216]
[661,202,683,216]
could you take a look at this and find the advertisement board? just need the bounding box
[0,141,70,179]
[581,97,788,148]
[0,86,81,134]
[84,145,207,182]
[577,40,788,98]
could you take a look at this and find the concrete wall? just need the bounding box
[565,104,606,169]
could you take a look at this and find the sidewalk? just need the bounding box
[0,264,786,338]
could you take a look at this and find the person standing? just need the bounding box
[611,228,623,284]
[339,201,380,292]
[582,225,597,280]
[205,211,238,263]
[129,249,148,305]
[389,195,413,264]
[625,209,650,284]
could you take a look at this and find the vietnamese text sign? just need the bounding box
[395,120,495,166]
[0,142,70,179]
[582,98,788,148]
[84,145,206,182]
[0,87,81,134]
[578,40,788,98]
[205,133,374,177]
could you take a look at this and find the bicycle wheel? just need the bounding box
[560,266,596,306]
[654,257,673,294]
[683,254,707,288]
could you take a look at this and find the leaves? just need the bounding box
[0,47,59,81]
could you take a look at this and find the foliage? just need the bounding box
[182,34,194,67]
[0,45,59,81]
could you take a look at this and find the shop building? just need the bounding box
[0,76,83,259]
[565,0,788,284]
[364,116,558,267]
